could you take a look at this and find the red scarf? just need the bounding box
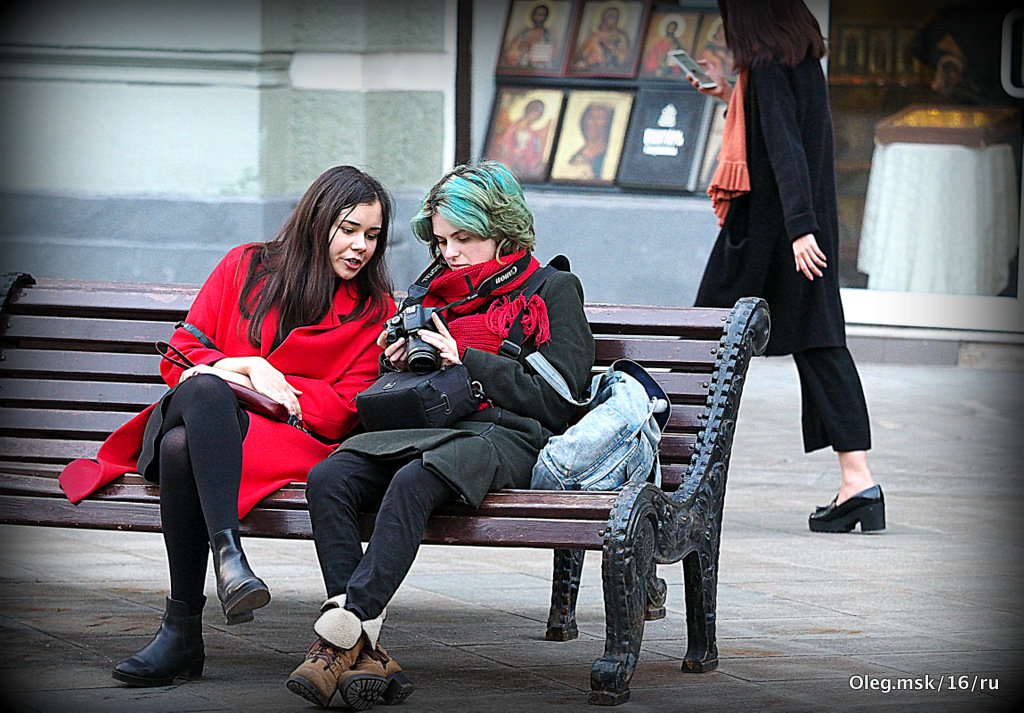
[422,250,551,359]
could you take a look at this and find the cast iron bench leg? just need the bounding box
[645,568,667,620]
[680,465,727,673]
[589,494,658,705]
[546,548,584,641]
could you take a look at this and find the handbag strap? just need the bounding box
[175,321,218,350]
[155,340,197,371]
[157,320,213,369]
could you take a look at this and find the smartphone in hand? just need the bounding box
[668,49,718,89]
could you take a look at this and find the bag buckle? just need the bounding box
[499,339,521,358]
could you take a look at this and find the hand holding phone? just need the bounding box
[667,49,718,90]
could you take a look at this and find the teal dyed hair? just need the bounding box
[411,160,536,259]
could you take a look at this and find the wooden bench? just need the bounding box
[0,271,769,705]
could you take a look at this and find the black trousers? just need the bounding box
[152,374,248,609]
[792,346,871,453]
[306,451,456,621]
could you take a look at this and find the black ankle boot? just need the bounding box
[112,597,205,687]
[211,528,270,624]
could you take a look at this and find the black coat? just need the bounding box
[695,56,847,356]
[339,270,595,507]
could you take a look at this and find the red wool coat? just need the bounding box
[59,244,393,517]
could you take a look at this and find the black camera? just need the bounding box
[385,304,443,374]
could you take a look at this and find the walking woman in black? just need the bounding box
[687,0,884,533]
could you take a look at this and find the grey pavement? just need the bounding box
[1,357,1022,712]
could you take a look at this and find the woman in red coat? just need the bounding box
[59,165,395,686]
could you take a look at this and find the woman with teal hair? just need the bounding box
[287,161,594,709]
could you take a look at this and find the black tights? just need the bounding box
[155,374,248,610]
[306,451,455,621]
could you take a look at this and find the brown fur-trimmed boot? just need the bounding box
[287,635,364,707]
[285,595,384,708]
[337,642,415,708]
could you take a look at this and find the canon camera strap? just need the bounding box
[400,251,535,313]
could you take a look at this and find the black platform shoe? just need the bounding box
[211,528,271,624]
[112,597,205,686]
[808,485,886,533]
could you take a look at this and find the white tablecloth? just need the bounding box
[857,141,1019,296]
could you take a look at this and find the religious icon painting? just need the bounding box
[566,0,650,78]
[496,1,577,76]
[484,86,565,183]
[637,5,700,80]
[549,89,634,185]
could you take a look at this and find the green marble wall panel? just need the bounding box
[258,86,293,196]
[0,0,264,51]
[282,89,368,193]
[365,91,445,190]
[274,0,445,52]
[364,0,446,52]
[270,88,444,194]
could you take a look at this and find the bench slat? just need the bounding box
[667,404,705,431]
[0,433,693,468]
[593,338,717,369]
[0,407,137,437]
[657,433,695,462]
[0,378,166,409]
[0,349,162,380]
[11,282,734,339]
[655,372,717,402]
[585,303,731,337]
[0,470,620,519]
[0,494,607,549]
[416,516,605,549]
[7,280,195,318]
[0,436,101,461]
[3,314,175,347]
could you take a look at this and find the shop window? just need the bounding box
[829,0,1022,298]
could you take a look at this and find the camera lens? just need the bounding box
[406,335,440,374]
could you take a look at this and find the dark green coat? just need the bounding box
[339,270,594,507]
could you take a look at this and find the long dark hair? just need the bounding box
[238,165,393,349]
[717,0,826,70]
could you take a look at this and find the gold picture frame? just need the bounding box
[549,89,634,185]
[637,6,699,79]
[496,1,577,76]
[483,87,565,182]
[692,12,735,82]
[566,0,650,78]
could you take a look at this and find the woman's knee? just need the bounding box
[158,426,190,470]
[173,372,236,407]
[388,461,454,509]
[307,452,366,501]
